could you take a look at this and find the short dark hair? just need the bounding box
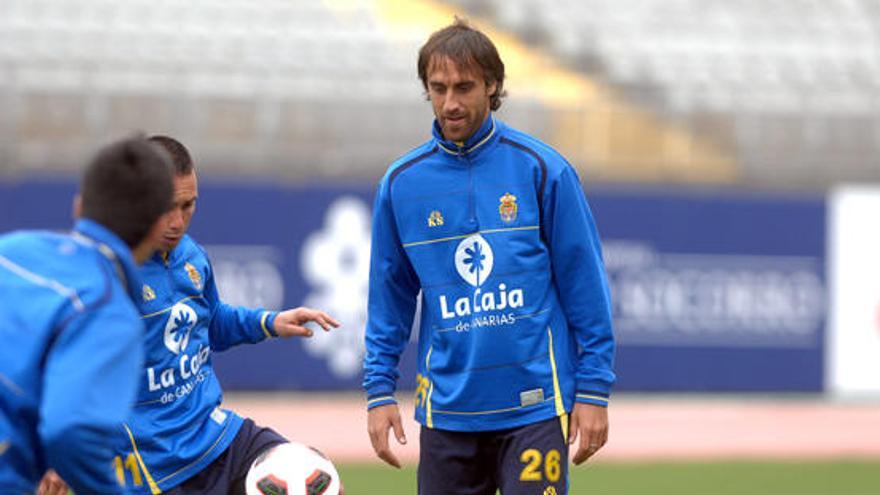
[418,17,507,111]
[148,135,194,175]
[80,138,174,248]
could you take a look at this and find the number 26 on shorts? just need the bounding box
[519,448,562,482]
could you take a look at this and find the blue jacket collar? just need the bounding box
[151,234,193,266]
[72,218,142,298]
[433,114,498,157]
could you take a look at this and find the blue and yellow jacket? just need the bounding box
[0,219,145,495]
[364,116,616,432]
[110,235,277,494]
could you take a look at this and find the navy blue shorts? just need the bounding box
[164,418,288,495]
[418,416,569,495]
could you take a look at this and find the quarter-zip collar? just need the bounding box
[72,218,142,298]
[153,235,186,267]
[433,114,498,158]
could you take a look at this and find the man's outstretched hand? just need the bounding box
[273,307,340,338]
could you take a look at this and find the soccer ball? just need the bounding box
[245,442,342,495]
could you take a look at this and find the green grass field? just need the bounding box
[337,460,880,495]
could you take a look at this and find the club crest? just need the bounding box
[184,262,202,290]
[499,192,518,223]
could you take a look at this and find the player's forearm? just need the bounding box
[572,311,616,406]
[363,280,418,406]
[551,249,616,399]
[209,304,276,351]
[363,332,408,409]
[569,312,615,404]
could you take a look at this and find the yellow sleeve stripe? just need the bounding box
[123,423,161,494]
[577,394,609,404]
[260,312,272,339]
[367,396,396,407]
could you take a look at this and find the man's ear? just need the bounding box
[72,194,82,220]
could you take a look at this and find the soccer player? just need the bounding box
[364,19,616,495]
[0,138,175,494]
[103,135,340,495]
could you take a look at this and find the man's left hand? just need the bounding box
[568,402,609,464]
[272,307,340,338]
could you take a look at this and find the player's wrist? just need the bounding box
[261,311,279,338]
[575,390,610,407]
[366,393,397,410]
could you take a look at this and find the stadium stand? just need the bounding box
[450,0,880,185]
[0,0,877,186]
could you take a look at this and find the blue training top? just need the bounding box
[109,234,277,494]
[364,116,616,432]
[0,219,145,495]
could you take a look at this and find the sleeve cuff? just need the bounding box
[260,311,278,339]
[575,390,610,407]
[366,394,397,410]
